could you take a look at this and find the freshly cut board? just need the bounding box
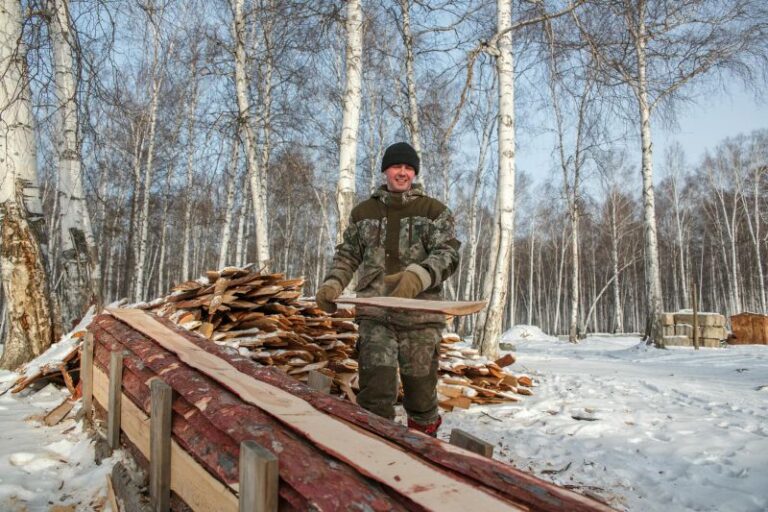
[335,296,487,316]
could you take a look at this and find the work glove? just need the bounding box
[316,279,343,313]
[384,265,431,299]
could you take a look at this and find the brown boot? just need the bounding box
[407,416,442,438]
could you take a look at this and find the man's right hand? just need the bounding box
[315,279,343,313]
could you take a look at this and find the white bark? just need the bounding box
[634,5,664,334]
[219,137,240,269]
[336,0,363,241]
[181,64,199,281]
[475,0,516,360]
[400,0,421,161]
[133,17,165,302]
[0,0,55,368]
[49,0,100,324]
[610,191,624,333]
[232,0,270,270]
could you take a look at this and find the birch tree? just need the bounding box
[0,0,55,368]
[336,0,363,240]
[573,0,768,340]
[232,0,270,270]
[48,0,100,324]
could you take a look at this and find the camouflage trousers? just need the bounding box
[356,319,441,425]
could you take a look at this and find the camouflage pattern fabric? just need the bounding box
[356,319,441,424]
[324,184,460,327]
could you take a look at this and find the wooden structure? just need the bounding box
[84,307,612,512]
[729,312,768,345]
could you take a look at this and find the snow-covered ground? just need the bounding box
[2,325,766,511]
[0,374,119,511]
[442,330,768,512]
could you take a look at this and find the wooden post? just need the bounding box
[150,379,172,512]
[449,429,494,458]
[107,350,124,449]
[307,370,332,394]
[80,332,94,425]
[239,440,279,512]
[691,279,699,350]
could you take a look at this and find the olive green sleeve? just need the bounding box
[421,207,461,287]
[323,218,363,289]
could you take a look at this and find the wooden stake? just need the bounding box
[239,440,278,512]
[106,473,121,512]
[307,370,332,394]
[691,279,699,350]
[450,429,494,458]
[150,379,172,512]
[80,332,94,424]
[107,350,124,449]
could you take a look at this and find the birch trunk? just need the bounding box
[671,175,688,308]
[610,192,623,333]
[527,223,534,326]
[633,3,664,337]
[0,0,55,368]
[475,0,516,359]
[49,0,100,324]
[219,138,240,269]
[180,66,199,281]
[235,181,248,268]
[232,0,270,270]
[568,208,579,341]
[336,0,363,241]
[400,0,421,162]
[133,20,164,302]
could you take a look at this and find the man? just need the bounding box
[315,142,460,436]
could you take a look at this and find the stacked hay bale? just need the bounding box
[658,311,727,348]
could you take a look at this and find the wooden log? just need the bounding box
[108,350,124,450]
[91,316,407,511]
[239,441,278,512]
[450,429,494,458]
[150,379,172,512]
[95,312,611,512]
[307,370,332,394]
[81,332,94,424]
[92,364,239,512]
[107,307,522,512]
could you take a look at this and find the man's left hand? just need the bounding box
[387,269,424,299]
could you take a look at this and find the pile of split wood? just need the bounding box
[138,266,534,408]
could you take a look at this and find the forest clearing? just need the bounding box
[1,0,767,511]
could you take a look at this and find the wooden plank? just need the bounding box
[239,441,278,512]
[306,371,332,394]
[150,380,172,512]
[108,350,124,449]
[335,296,487,316]
[450,429,494,458]
[107,307,521,512]
[44,398,75,426]
[106,474,120,512]
[92,365,238,512]
[81,332,94,424]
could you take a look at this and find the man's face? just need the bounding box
[384,164,416,193]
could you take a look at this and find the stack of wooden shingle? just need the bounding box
[140,266,533,407]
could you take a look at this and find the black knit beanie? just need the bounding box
[381,142,420,174]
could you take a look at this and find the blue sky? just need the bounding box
[516,86,768,186]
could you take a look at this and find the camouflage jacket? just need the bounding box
[324,184,461,326]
